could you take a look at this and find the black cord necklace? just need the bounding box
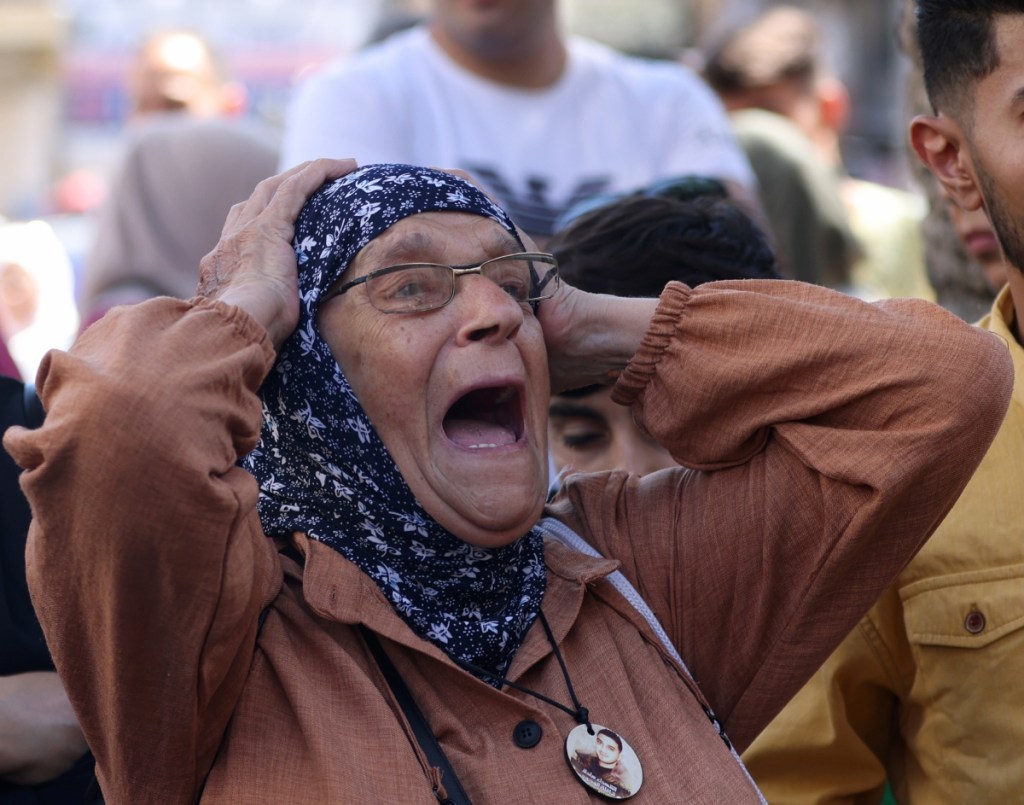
[455,611,644,800]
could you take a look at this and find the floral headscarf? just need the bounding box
[243,164,546,679]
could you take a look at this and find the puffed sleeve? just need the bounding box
[4,297,283,803]
[548,279,1011,752]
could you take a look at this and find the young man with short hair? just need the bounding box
[742,4,1024,802]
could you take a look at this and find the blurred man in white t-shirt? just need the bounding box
[281,0,757,243]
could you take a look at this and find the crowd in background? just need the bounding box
[0,0,999,387]
[2,1,1020,803]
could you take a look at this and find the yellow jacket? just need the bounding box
[743,285,1024,803]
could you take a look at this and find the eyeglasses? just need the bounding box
[323,252,560,314]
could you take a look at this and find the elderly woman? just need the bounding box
[6,159,1011,803]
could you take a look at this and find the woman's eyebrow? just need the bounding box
[368,228,521,267]
[366,232,436,265]
[444,232,524,263]
[487,232,523,254]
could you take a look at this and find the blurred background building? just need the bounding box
[1,1,66,219]
[1,0,384,219]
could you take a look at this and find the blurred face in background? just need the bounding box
[719,75,849,169]
[429,0,557,60]
[945,193,1007,293]
[127,31,244,119]
[0,261,38,339]
[548,385,676,477]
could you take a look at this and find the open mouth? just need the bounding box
[443,385,523,450]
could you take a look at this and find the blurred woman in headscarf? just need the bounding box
[0,220,79,381]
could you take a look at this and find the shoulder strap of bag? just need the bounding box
[539,517,691,672]
[23,382,44,429]
[360,626,472,805]
[261,544,472,805]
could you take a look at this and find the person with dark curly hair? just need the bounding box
[546,190,780,477]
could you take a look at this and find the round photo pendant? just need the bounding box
[565,722,643,800]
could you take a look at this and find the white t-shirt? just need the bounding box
[281,27,755,236]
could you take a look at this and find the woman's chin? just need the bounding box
[395,433,549,545]
[422,481,548,548]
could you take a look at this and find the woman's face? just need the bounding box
[317,212,551,548]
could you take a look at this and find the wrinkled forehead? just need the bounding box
[293,163,521,301]
[350,212,525,274]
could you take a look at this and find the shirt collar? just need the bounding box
[292,532,619,680]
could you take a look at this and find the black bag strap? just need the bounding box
[263,544,472,804]
[23,382,44,429]
[360,626,472,805]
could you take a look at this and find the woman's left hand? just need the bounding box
[538,281,659,395]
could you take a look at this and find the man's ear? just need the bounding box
[910,113,984,211]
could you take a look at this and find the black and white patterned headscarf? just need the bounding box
[243,164,546,679]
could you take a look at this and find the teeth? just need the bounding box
[468,443,498,449]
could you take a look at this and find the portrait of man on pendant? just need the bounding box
[567,724,642,799]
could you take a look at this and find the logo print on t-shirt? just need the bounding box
[462,164,611,237]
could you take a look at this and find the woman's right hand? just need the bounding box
[198,158,357,350]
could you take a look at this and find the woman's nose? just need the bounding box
[454,274,524,345]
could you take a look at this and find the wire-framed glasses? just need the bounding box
[323,252,560,314]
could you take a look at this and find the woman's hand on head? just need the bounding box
[538,280,659,395]
[198,158,357,350]
[537,278,593,393]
